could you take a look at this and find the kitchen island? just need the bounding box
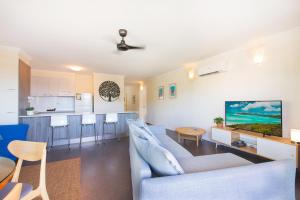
[19,112,138,145]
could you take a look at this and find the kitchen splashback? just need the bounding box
[30,96,75,112]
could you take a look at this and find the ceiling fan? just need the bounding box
[116,29,145,51]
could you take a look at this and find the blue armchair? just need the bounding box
[0,124,29,160]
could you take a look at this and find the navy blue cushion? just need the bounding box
[0,182,33,199]
[0,124,29,160]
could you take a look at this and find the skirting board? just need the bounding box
[50,134,128,146]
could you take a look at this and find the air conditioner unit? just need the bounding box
[198,63,227,77]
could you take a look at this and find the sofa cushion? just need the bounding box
[154,133,193,159]
[129,123,159,144]
[127,118,146,127]
[131,127,184,176]
[128,119,161,144]
[178,153,253,173]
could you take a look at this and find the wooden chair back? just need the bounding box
[8,140,49,200]
[8,140,46,162]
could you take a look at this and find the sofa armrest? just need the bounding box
[140,160,295,200]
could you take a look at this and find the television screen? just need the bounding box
[225,101,282,137]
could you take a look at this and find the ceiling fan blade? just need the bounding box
[127,45,145,50]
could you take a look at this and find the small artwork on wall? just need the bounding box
[158,86,164,100]
[132,95,136,104]
[169,83,176,98]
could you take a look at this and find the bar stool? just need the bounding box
[49,115,70,150]
[102,113,119,143]
[80,113,97,146]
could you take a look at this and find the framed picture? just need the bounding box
[158,86,164,100]
[132,95,136,104]
[169,83,177,98]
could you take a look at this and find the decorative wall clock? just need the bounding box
[98,81,120,102]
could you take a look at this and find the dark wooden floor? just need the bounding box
[44,130,300,200]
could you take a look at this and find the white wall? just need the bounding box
[146,27,300,139]
[125,84,139,111]
[93,72,125,113]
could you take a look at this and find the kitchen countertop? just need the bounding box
[19,111,138,118]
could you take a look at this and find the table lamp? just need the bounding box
[291,129,300,144]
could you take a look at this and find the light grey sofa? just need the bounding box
[129,125,296,200]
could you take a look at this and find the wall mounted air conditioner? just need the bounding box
[198,63,227,77]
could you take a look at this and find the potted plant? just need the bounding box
[26,107,35,116]
[214,117,224,128]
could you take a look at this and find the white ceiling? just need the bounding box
[1,0,300,81]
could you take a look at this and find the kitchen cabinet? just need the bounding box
[0,52,18,91]
[0,89,18,124]
[57,77,75,96]
[0,49,20,125]
[19,112,138,144]
[31,75,75,96]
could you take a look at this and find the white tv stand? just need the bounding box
[211,126,298,167]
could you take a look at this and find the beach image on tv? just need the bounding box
[225,101,282,137]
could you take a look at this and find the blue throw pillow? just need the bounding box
[128,119,161,144]
[131,127,184,176]
[129,123,158,144]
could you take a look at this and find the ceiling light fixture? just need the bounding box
[188,70,195,80]
[253,53,264,64]
[68,65,83,72]
[252,47,265,65]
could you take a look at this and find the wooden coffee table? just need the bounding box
[175,127,206,147]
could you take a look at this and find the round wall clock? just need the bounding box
[98,81,120,102]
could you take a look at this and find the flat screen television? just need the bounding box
[225,100,282,137]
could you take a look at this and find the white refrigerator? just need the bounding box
[75,93,93,113]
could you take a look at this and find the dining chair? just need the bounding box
[3,183,22,200]
[2,140,49,200]
[102,113,119,143]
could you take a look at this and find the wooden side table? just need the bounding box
[175,127,206,147]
